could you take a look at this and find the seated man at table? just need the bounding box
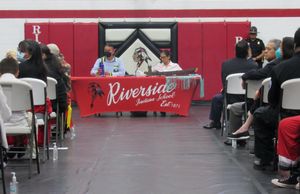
[90,44,125,76]
[152,50,182,72]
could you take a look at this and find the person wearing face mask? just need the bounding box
[17,39,48,83]
[90,44,125,76]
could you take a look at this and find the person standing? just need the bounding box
[246,26,265,68]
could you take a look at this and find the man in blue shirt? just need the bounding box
[90,44,125,76]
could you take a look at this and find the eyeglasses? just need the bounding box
[265,47,275,51]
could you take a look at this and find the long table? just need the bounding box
[71,76,201,117]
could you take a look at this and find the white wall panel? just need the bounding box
[106,29,135,41]
[141,29,171,41]
[0,19,25,58]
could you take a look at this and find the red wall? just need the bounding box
[178,21,250,100]
[25,21,250,100]
[25,22,98,77]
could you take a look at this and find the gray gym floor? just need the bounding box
[3,105,299,194]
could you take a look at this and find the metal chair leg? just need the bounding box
[0,146,6,194]
[34,125,40,174]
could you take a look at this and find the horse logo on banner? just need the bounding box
[88,82,105,109]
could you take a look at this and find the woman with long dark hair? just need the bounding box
[18,40,48,83]
[40,44,68,113]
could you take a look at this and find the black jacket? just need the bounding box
[221,57,257,104]
[221,57,257,88]
[19,60,47,83]
[268,52,300,108]
[241,58,282,81]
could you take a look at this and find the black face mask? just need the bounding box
[104,51,112,58]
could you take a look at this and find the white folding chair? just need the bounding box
[0,125,6,194]
[244,79,263,115]
[260,77,271,105]
[221,73,245,136]
[46,77,60,144]
[0,80,40,178]
[20,78,49,161]
[280,78,300,111]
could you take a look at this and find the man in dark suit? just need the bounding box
[203,40,257,129]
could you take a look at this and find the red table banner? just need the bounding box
[71,76,200,117]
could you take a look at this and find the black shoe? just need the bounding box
[224,139,232,146]
[271,175,299,189]
[203,121,221,129]
[253,159,271,171]
[228,131,250,139]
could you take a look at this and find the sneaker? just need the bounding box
[271,175,299,189]
[296,182,299,190]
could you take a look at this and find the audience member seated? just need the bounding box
[6,50,18,61]
[252,28,300,170]
[41,44,68,113]
[17,40,48,83]
[17,40,52,146]
[271,116,300,190]
[203,40,257,130]
[90,44,125,76]
[47,43,71,92]
[0,57,32,159]
[227,37,294,140]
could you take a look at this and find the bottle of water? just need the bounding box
[99,62,104,76]
[10,172,18,194]
[53,143,58,161]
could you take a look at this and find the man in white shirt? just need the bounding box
[90,44,125,76]
[152,50,182,72]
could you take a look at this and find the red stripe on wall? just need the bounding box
[0,9,300,18]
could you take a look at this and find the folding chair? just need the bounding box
[274,78,300,170]
[244,79,263,115]
[20,78,49,162]
[0,125,6,194]
[46,77,60,144]
[260,77,271,105]
[0,80,40,178]
[221,73,245,136]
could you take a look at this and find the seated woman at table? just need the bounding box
[152,50,182,72]
[90,44,125,76]
[152,50,182,117]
